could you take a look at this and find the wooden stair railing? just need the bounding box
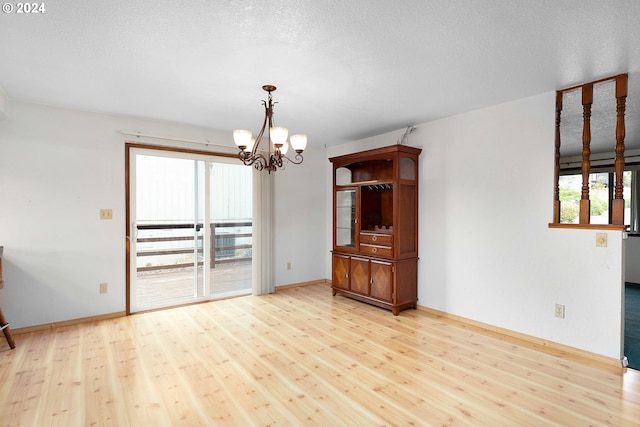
[554,92,562,224]
[553,73,628,227]
[613,74,628,225]
[580,83,593,225]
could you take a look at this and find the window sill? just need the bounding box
[548,223,627,231]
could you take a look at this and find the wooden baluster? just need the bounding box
[580,84,593,224]
[554,92,563,223]
[612,74,628,225]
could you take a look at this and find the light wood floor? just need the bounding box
[1,284,639,426]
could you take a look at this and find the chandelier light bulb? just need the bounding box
[280,140,289,155]
[290,134,307,152]
[245,138,255,153]
[270,126,288,146]
[233,129,252,149]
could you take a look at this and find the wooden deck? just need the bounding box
[135,261,251,310]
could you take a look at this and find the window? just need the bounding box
[559,169,635,229]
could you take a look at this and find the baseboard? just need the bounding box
[276,279,331,291]
[416,305,623,370]
[12,311,127,335]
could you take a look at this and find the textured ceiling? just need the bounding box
[559,73,640,157]
[1,0,640,148]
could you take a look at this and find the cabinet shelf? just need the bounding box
[336,181,394,188]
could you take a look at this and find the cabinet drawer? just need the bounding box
[360,232,393,246]
[360,244,393,257]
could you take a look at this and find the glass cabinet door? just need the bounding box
[336,189,356,248]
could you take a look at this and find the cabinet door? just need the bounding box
[335,189,357,250]
[332,254,350,290]
[350,257,370,295]
[370,260,393,301]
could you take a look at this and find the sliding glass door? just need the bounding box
[128,148,252,312]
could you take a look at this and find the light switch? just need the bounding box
[596,232,607,247]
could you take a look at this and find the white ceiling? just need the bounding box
[1,0,640,148]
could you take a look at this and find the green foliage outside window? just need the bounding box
[590,197,608,216]
[591,176,607,190]
[559,187,580,223]
[558,186,608,222]
[559,187,580,202]
[560,204,579,223]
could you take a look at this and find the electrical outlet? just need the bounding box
[555,303,565,318]
[287,262,292,270]
[100,282,108,294]
[100,209,113,220]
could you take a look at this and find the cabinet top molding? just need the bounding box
[329,144,422,165]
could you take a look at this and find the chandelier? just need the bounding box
[233,85,307,173]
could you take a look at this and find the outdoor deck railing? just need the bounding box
[135,221,252,272]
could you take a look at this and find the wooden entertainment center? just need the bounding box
[330,144,421,315]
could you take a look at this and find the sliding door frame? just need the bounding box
[124,142,238,314]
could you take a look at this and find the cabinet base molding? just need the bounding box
[332,287,417,315]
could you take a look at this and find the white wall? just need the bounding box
[273,143,328,286]
[327,92,625,360]
[0,100,326,328]
[0,87,7,119]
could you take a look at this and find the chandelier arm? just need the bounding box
[239,151,268,168]
[249,103,269,158]
[282,153,304,165]
[271,153,284,169]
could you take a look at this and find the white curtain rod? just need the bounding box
[119,130,233,150]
